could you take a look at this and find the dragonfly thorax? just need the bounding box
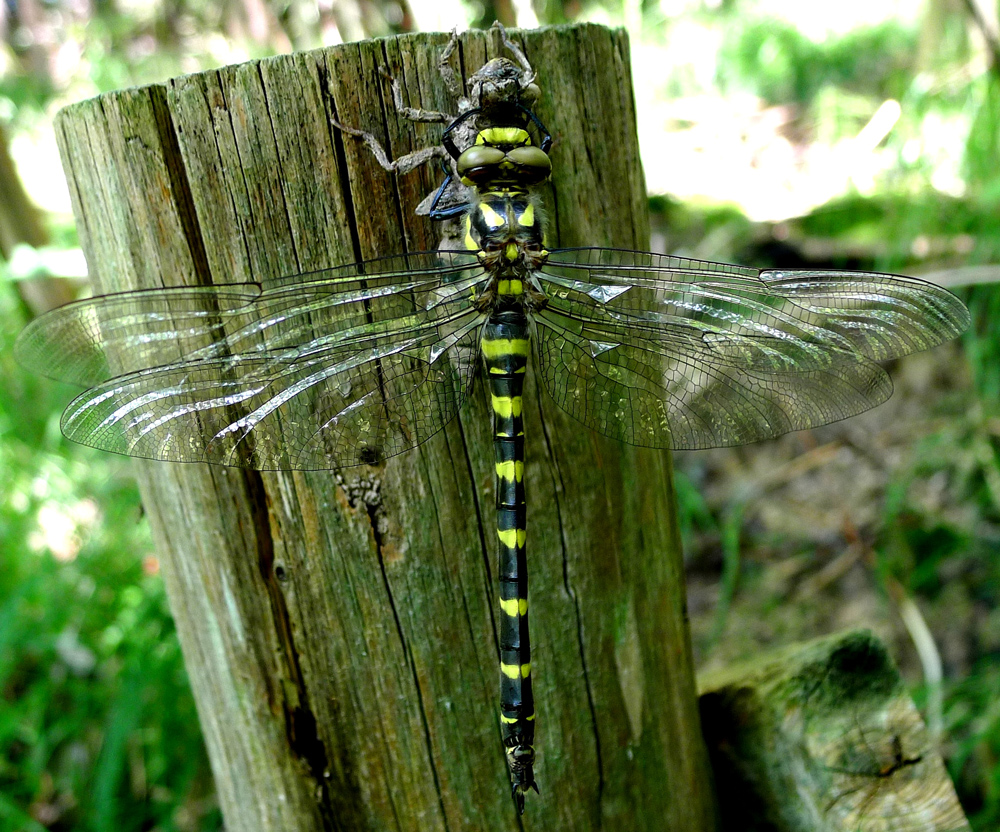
[465,192,549,311]
[460,127,551,311]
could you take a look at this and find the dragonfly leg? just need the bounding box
[332,118,450,175]
[437,27,465,100]
[331,57,456,178]
[380,65,456,125]
[491,22,536,87]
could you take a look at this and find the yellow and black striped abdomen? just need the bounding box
[482,311,537,807]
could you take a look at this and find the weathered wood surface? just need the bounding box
[699,629,970,832]
[53,23,716,831]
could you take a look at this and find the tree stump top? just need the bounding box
[700,629,970,832]
[52,24,713,831]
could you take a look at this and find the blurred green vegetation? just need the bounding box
[652,4,1000,829]
[3,0,1000,828]
[717,18,920,108]
[0,282,219,829]
[883,411,1000,824]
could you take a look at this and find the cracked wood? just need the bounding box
[52,23,716,830]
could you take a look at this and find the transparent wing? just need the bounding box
[16,252,484,384]
[16,252,489,469]
[533,248,970,449]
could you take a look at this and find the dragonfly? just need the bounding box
[15,24,970,815]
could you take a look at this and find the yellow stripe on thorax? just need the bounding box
[464,214,477,252]
[497,278,524,295]
[479,202,505,229]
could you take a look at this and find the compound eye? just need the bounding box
[457,145,506,182]
[507,145,551,183]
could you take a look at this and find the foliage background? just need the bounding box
[0,0,997,829]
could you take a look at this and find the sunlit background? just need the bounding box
[2,0,999,829]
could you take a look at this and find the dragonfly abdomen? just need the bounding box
[482,311,537,812]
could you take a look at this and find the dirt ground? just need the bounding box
[681,339,986,683]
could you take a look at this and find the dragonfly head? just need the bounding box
[457,129,551,190]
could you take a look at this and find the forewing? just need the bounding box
[15,252,483,384]
[15,285,261,386]
[18,252,488,468]
[60,313,483,468]
[534,248,969,449]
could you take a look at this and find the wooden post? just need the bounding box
[700,629,971,832]
[52,24,716,830]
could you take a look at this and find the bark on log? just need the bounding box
[699,629,970,832]
[52,23,716,831]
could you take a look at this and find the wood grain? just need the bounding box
[700,629,970,832]
[53,23,715,830]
